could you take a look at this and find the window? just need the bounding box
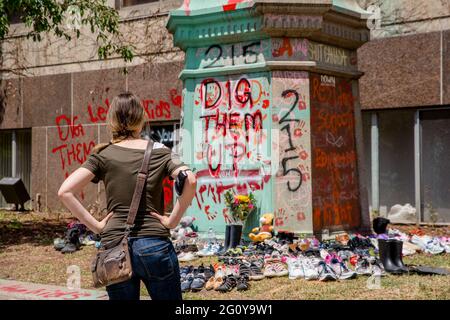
[363,107,450,224]
[420,109,450,223]
[378,110,415,216]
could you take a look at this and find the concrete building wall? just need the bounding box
[357,0,449,110]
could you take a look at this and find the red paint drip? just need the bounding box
[183,0,191,16]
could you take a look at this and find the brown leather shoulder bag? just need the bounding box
[91,140,154,288]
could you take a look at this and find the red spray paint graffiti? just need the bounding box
[50,89,182,207]
[310,74,360,231]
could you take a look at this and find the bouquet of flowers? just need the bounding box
[224,190,257,225]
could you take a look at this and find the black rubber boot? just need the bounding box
[378,239,403,274]
[229,224,243,249]
[218,225,231,255]
[391,239,409,273]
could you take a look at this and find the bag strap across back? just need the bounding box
[125,140,154,229]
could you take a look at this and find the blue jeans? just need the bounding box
[106,237,182,300]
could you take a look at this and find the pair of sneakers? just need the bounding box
[318,254,357,281]
[286,256,319,280]
[239,261,265,281]
[196,242,222,257]
[180,264,214,292]
[263,258,288,278]
[411,235,446,255]
[215,274,249,292]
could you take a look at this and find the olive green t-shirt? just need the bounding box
[81,142,185,244]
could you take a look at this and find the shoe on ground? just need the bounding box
[81,237,96,246]
[213,276,224,290]
[216,275,237,292]
[205,277,216,290]
[425,238,445,255]
[355,257,372,276]
[264,260,288,278]
[318,261,337,281]
[178,251,197,262]
[302,258,320,281]
[190,271,206,292]
[248,262,265,280]
[329,259,357,280]
[180,265,193,279]
[61,242,79,254]
[181,273,194,292]
[53,238,66,251]
[287,257,305,280]
[196,243,214,257]
[203,264,215,281]
[239,261,251,277]
[236,275,250,291]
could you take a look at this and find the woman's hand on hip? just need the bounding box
[149,212,178,229]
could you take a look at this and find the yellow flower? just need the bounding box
[236,195,250,203]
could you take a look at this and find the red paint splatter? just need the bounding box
[223,0,247,12]
[170,89,182,108]
[183,0,191,16]
[262,99,270,109]
[272,38,293,57]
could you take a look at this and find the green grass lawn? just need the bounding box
[0,211,449,300]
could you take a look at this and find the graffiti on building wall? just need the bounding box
[308,41,357,68]
[87,89,181,123]
[272,71,312,232]
[310,74,360,231]
[49,89,181,207]
[51,114,96,201]
[195,38,356,72]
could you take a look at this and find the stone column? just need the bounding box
[167,0,371,237]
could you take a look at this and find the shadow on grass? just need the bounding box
[0,212,69,251]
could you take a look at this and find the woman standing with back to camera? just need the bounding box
[58,92,196,300]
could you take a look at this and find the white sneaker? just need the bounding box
[424,238,445,255]
[286,258,305,280]
[302,258,320,280]
[412,235,445,255]
[196,243,214,257]
[264,260,289,277]
[410,235,430,251]
[317,262,337,281]
[328,260,357,280]
[178,251,197,262]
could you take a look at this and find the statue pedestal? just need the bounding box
[168,0,372,237]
